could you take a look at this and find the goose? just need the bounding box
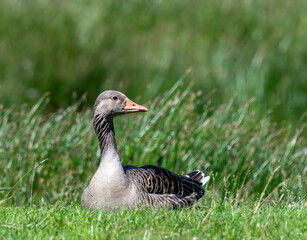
[81,90,210,210]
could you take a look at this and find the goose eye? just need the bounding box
[112,96,118,100]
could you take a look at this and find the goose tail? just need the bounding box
[184,170,210,186]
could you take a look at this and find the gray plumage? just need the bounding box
[81,90,209,210]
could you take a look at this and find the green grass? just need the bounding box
[1,203,306,239]
[0,81,306,238]
[1,0,307,122]
[1,1,306,238]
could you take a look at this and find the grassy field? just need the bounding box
[1,1,306,238]
[0,81,306,238]
[1,203,306,239]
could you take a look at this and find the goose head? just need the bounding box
[93,90,148,118]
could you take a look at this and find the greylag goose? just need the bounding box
[81,90,209,210]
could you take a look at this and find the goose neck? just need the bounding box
[93,114,118,155]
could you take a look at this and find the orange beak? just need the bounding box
[124,98,148,113]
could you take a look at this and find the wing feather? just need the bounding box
[124,164,205,207]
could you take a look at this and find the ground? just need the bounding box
[1,203,306,239]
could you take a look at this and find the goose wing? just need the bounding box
[124,165,205,207]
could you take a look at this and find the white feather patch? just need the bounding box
[201,176,210,185]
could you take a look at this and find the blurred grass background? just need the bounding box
[1,0,307,123]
